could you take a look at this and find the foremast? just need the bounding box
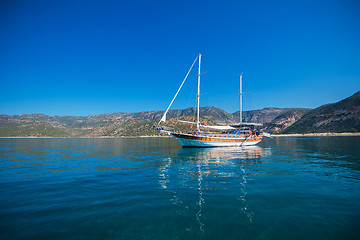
[196,53,201,130]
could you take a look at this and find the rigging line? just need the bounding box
[159,55,198,124]
[200,58,208,109]
[248,92,257,112]
[209,56,240,77]
[241,78,257,111]
[184,72,198,122]
[239,135,251,148]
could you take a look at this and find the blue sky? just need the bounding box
[1,0,359,116]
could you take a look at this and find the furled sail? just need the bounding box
[230,123,263,127]
[201,125,237,130]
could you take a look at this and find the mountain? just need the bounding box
[0,107,291,137]
[263,109,310,133]
[2,89,358,137]
[233,108,297,124]
[282,91,360,134]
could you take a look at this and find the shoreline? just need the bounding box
[0,136,172,139]
[272,132,360,137]
[0,133,360,138]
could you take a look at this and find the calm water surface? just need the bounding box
[0,137,359,239]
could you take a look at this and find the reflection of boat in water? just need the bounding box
[182,146,264,161]
[156,54,271,147]
[158,146,269,232]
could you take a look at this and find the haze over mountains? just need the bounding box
[0,91,359,137]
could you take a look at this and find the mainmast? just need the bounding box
[239,74,243,124]
[197,53,201,130]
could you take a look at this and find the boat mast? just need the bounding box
[197,53,201,130]
[239,74,243,124]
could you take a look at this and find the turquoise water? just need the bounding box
[0,137,359,239]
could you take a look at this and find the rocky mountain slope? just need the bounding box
[263,109,310,133]
[282,91,360,134]
[233,108,296,124]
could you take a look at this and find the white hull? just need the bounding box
[170,133,261,147]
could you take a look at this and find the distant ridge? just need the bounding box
[0,91,359,137]
[233,108,298,124]
[0,107,294,137]
[263,109,311,134]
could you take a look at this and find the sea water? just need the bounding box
[0,137,359,239]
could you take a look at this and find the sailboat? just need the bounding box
[157,53,267,147]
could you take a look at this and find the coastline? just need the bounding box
[272,132,360,137]
[0,136,172,139]
[1,133,360,138]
